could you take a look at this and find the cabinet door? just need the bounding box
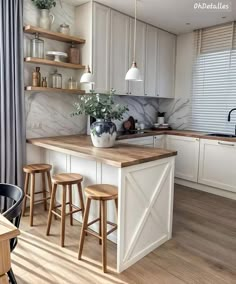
[129,20,146,96]
[166,135,199,182]
[110,10,130,95]
[117,136,154,147]
[93,3,110,93]
[153,135,166,148]
[157,30,176,98]
[198,139,236,193]
[145,24,158,97]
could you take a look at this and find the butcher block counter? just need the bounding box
[27,135,177,168]
[27,134,176,273]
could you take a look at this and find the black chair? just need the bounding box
[0,183,24,284]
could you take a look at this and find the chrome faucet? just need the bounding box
[228,108,236,135]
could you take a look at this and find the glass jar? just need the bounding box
[51,70,62,89]
[68,77,77,89]
[59,23,70,35]
[68,43,80,64]
[30,33,44,58]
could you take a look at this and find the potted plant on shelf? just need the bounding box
[72,89,129,148]
[31,0,61,30]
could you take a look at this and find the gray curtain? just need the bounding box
[0,0,25,187]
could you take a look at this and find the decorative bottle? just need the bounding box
[68,43,80,64]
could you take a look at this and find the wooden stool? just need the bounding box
[46,173,85,247]
[78,184,118,273]
[22,163,52,226]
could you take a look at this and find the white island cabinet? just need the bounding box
[27,135,176,273]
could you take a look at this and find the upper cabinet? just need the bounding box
[76,2,176,97]
[93,3,111,93]
[110,10,130,95]
[157,30,176,98]
[145,25,158,97]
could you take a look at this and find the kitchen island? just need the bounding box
[27,135,177,272]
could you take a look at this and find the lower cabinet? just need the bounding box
[117,136,154,147]
[198,139,236,193]
[153,135,166,148]
[166,135,200,182]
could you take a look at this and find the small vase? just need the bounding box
[90,119,117,148]
[39,9,55,30]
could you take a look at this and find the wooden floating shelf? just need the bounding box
[24,25,86,44]
[24,57,85,69]
[25,86,85,94]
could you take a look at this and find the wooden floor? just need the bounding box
[12,185,236,284]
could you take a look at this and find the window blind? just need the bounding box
[190,22,236,134]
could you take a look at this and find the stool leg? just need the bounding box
[61,185,67,247]
[22,173,29,216]
[42,172,47,211]
[101,200,107,273]
[77,183,85,218]
[99,201,102,245]
[68,184,73,226]
[29,173,35,226]
[46,171,56,220]
[46,183,57,236]
[78,198,91,260]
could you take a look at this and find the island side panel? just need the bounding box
[117,156,175,273]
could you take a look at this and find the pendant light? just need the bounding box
[125,0,142,81]
[80,65,95,84]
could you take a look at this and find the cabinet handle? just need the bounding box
[156,94,159,96]
[129,92,131,94]
[145,94,147,96]
[126,92,128,95]
[218,141,235,146]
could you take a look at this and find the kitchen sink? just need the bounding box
[206,133,236,138]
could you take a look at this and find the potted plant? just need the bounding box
[72,90,129,148]
[31,0,61,30]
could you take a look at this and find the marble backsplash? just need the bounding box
[159,97,191,130]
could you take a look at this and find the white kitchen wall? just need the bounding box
[24,0,159,138]
[159,32,194,129]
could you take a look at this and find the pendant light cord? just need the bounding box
[133,0,137,62]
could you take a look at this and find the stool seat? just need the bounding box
[23,163,52,174]
[85,184,118,201]
[52,173,83,185]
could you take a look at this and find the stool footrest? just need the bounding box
[65,208,82,216]
[51,210,62,218]
[84,229,102,240]
[34,190,50,195]
[87,218,100,227]
[107,225,117,236]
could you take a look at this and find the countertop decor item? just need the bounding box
[46,51,68,62]
[68,77,77,89]
[157,111,165,124]
[30,33,44,58]
[71,89,129,148]
[31,0,62,30]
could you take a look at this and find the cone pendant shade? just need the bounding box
[125,62,142,81]
[80,65,95,83]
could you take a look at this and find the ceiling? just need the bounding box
[65,0,236,34]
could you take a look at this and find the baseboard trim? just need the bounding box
[175,178,236,200]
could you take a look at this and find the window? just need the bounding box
[190,22,236,134]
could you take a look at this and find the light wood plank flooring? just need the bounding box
[12,185,236,284]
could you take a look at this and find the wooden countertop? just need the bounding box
[117,129,236,142]
[27,135,177,168]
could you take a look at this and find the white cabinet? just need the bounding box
[153,135,166,148]
[93,3,111,93]
[117,136,154,147]
[145,25,158,97]
[157,30,176,98]
[198,139,236,193]
[129,20,146,96]
[166,135,199,182]
[110,10,130,95]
